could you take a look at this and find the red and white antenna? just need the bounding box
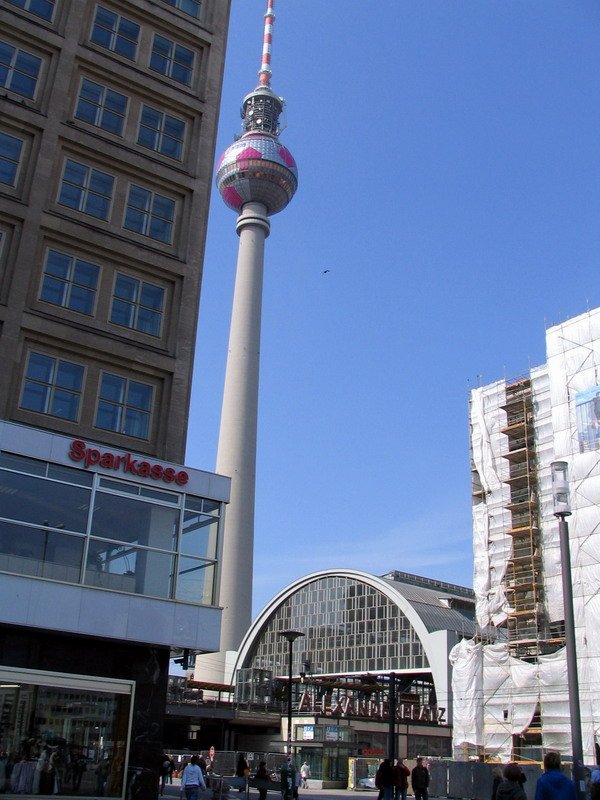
[258,0,275,87]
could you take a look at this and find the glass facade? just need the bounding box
[0,451,221,605]
[246,576,429,676]
[0,667,132,798]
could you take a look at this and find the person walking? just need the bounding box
[300,762,311,789]
[180,755,206,800]
[534,752,576,800]
[495,764,527,800]
[254,761,270,800]
[375,759,394,800]
[411,757,430,800]
[393,759,410,800]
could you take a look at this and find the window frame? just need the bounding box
[90,5,140,61]
[149,34,194,86]
[20,351,86,423]
[74,77,129,137]
[5,0,56,21]
[39,248,100,317]
[160,0,201,19]
[137,104,186,161]
[0,39,43,100]
[109,272,166,337]
[123,183,176,244]
[58,158,115,221]
[95,371,154,440]
[0,130,24,188]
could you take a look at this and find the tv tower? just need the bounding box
[215,0,298,664]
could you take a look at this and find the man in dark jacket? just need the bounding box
[411,758,430,800]
[534,752,576,800]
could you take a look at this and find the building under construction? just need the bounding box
[452,306,600,763]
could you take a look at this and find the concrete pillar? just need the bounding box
[216,201,270,654]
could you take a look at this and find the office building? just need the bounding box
[452,307,600,762]
[0,0,231,795]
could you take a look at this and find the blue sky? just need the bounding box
[186,1,600,618]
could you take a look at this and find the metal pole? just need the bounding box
[287,637,293,756]
[557,515,586,800]
[388,673,396,765]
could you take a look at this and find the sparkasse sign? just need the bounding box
[68,439,189,486]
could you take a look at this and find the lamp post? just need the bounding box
[279,630,305,754]
[550,461,585,800]
[279,630,304,800]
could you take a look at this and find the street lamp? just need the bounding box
[279,630,305,757]
[550,461,585,800]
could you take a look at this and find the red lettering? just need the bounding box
[176,470,189,486]
[67,440,192,487]
[123,454,138,475]
[69,440,86,462]
[100,452,115,469]
[85,448,101,468]
[151,464,163,480]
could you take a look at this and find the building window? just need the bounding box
[58,159,114,220]
[75,78,128,136]
[0,131,23,187]
[95,373,153,439]
[110,274,165,337]
[20,352,84,421]
[160,0,201,19]
[90,6,140,61]
[0,41,42,99]
[40,249,100,316]
[149,35,194,85]
[137,105,185,160]
[124,185,175,243]
[5,0,55,20]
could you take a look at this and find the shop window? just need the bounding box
[0,131,24,186]
[124,184,175,243]
[40,249,100,315]
[0,667,130,798]
[149,34,194,85]
[91,6,140,60]
[75,78,128,135]
[0,40,42,98]
[160,0,201,18]
[6,0,55,19]
[95,372,152,439]
[110,273,164,336]
[137,105,185,160]
[20,352,84,421]
[58,159,114,220]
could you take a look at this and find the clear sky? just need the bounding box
[186,1,600,619]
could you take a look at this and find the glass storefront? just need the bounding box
[0,451,221,605]
[0,667,133,797]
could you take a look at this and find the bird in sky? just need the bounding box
[322,269,330,274]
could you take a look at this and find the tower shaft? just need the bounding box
[216,203,270,653]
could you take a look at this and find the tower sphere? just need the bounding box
[216,132,298,215]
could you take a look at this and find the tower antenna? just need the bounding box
[258,0,275,87]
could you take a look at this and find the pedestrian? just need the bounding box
[236,753,250,793]
[495,764,527,800]
[300,762,311,789]
[534,752,576,800]
[180,755,207,800]
[254,761,270,800]
[492,767,503,800]
[159,753,171,796]
[393,759,410,800]
[375,759,394,800]
[411,757,430,800]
